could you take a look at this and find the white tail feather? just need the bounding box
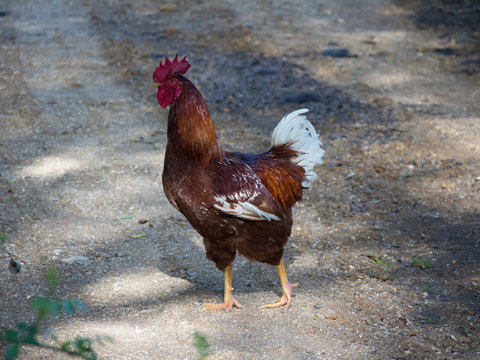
[271,109,325,187]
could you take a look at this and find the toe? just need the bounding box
[203,295,242,312]
[260,295,288,309]
[203,302,231,312]
[260,282,297,310]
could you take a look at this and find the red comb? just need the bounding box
[153,54,190,83]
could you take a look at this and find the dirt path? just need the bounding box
[1,0,479,359]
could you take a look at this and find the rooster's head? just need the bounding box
[152,54,191,108]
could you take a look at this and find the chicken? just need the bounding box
[152,55,325,311]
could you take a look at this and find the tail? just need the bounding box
[271,109,325,187]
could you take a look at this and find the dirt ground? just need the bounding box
[1,0,479,359]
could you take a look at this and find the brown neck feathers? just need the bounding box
[167,75,224,166]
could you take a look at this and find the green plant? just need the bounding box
[1,267,111,359]
[193,332,210,360]
[369,256,393,272]
[366,255,396,280]
[410,257,431,269]
[419,283,433,292]
[425,316,435,323]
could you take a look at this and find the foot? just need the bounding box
[203,295,242,312]
[260,283,298,310]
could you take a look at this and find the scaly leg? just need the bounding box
[260,258,298,310]
[203,264,242,312]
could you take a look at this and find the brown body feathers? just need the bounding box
[161,74,308,271]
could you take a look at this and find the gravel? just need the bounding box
[1,0,479,359]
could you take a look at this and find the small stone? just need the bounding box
[9,259,21,274]
[159,4,177,11]
[434,48,456,56]
[253,68,276,76]
[321,48,355,58]
[345,172,355,180]
[284,92,321,104]
[69,82,84,88]
[164,28,180,37]
[61,255,89,265]
[325,314,338,320]
[462,58,480,65]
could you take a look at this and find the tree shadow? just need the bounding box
[392,0,480,34]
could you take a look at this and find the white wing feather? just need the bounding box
[214,195,281,221]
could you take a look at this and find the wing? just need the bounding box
[207,156,284,222]
[250,145,306,209]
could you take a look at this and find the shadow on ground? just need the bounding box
[1,0,479,358]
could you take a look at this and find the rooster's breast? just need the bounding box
[162,160,239,240]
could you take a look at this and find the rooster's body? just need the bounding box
[153,56,324,311]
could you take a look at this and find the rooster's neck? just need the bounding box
[167,76,224,166]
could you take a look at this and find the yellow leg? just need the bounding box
[203,264,242,312]
[260,258,298,310]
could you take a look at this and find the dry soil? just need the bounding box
[1,0,479,359]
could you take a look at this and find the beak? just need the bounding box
[152,82,160,87]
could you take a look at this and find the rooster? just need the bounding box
[152,55,324,311]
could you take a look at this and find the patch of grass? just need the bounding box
[368,256,393,272]
[1,267,111,360]
[419,283,433,292]
[193,332,210,360]
[366,255,397,280]
[411,257,431,269]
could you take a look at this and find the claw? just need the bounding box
[203,296,242,312]
[203,264,242,312]
[260,283,297,310]
[261,259,297,310]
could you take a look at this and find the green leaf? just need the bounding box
[23,328,37,345]
[31,297,49,312]
[0,234,5,243]
[46,299,61,317]
[45,266,60,290]
[119,216,133,220]
[75,337,93,351]
[60,340,73,352]
[410,257,431,269]
[71,299,88,311]
[61,300,75,314]
[13,322,38,344]
[3,329,19,342]
[5,343,20,360]
[16,322,29,331]
[31,298,61,319]
[193,332,210,360]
